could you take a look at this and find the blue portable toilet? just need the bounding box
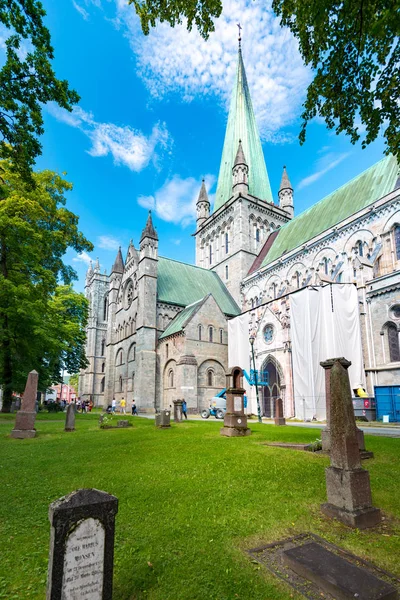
[374,386,400,422]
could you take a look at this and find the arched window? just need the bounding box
[198,324,202,341]
[357,240,363,257]
[209,326,213,343]
[115,349,123,365]
[225,265,229,280]
[128,343,136,362]
[103,296,108,321]
[387,323,400,362]
[101,362,105,373]
[100,377,105,393]
[220,329,223,344]
[101,339,105,356]
[394,226,400,260]
[272,283,277,299]
[132,373,135,392]
[225,232,229,254]
[119,376,123,392]
[323,258,328,275]
[207,370,214,386]
[256,228,260,243]
[251,298,254,309]
[296,272,301,289]
[209,244,213,265]
[169,369,174,387]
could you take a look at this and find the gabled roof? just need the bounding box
[261,155,399,269]
[214,47,272,211]
[157,257,240,317]
[159,297,206,339]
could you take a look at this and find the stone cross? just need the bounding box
[64,404,75,432]
[47,488,118,600]
[11,370,38,439]
[320,358,381,529]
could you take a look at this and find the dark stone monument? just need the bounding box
[220,367,251,437]
[47,488,118,600]
[11,370,38,439]
[155,409,171,428]
[117,420,130,428]
[320,358,381,529]
[173,399,183,422]
[274,397,286,426]
[64,404,75,432]
[321,358,373,458]
[283,541,398,600]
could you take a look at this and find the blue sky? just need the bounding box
[25,0,387,290]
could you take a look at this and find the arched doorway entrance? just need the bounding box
[260,359,282,417]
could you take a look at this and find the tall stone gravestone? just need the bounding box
[220,367,251,437]
[47,488,118,600]
[320,358,381,529]
[274,397,286,426]
[11,370,38,439]
[173,399,183,422]
[64,404,75,432]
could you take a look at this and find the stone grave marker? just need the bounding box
[320,358,381,529]
[155,409,171,428]
[47,488,118,600]
[274,397,286,426]
[220,366,251,437]
[64,404,75,432]
[321,358,373,458]
[173,399,183,422]
[11,370,38,439]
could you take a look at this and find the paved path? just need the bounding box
[138,414,400,438]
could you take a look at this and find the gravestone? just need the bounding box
[47,488,118,600]
[64,404,75,432]
[173,399,183,422]
[11,370,38,439]
[221,367,251,437]
[117,420,130,428]
[321,358,373,458]
[283,541,398,600]
[320,358,381,529]
[155,409,171,428]
[274,397,286,426]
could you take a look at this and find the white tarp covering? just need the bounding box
[228,312,250,372]
[290,284,365,420]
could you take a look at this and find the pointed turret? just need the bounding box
[94,257,100,272]
[232,139,249,195]
[278,165,294,219]
[196,179,210,229]
[214,43,273,211]
[140,211,158,242]
[86,259,93,282]
[111,247,124,274]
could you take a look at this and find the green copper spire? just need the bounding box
[214,46,273,211]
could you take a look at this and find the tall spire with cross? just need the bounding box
[214,30,273,211]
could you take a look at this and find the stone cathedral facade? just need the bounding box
[80,44,400,415]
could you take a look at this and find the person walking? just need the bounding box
[132,402,138,415]
[120,397,126,414]
[111,398,116,413]
[182,399,188,419]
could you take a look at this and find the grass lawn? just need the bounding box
[0,414,399,599]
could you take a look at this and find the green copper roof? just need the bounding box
[157,257,240,316]
[214,47,273,212]
[261,155,399,268]
[159,297,205,339]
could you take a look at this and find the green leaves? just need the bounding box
[0,0,80,181]
[0,159,92,409]
[272,0,400,160]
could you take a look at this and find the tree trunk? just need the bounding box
[0,238,12,413]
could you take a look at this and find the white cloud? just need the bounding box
[298,152,351,190]
[114,0,311,142]
[73,251,92,266]
[47,104,172,172]
[97,235,121,251]
[170,238,182,246]
[73,1,90,20]
[138,174,215,226]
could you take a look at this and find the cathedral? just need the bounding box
[80,43,400,418]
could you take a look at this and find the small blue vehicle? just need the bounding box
[201,389,226,420]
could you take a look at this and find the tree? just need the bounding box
[130,0,400,161]
[68,372,79,391]
[0,160,93,411]
[0,0,80,180]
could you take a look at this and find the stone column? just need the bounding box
[320,358,381,529]
[173,399,183,422]
[11,370,38,439]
